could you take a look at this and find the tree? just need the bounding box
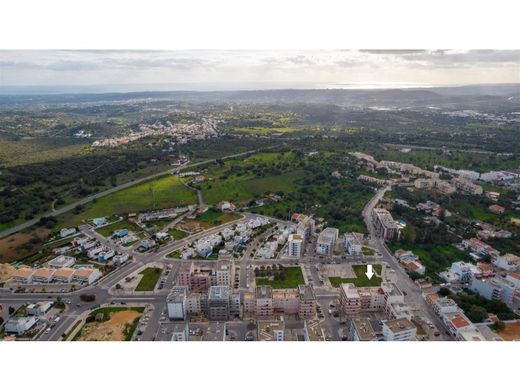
[8,306,15,315]
[467,305,488,323]
[494,320,506,332]
[115,283,122,290]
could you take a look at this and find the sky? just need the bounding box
[0,50,519,91]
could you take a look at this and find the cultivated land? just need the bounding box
[73,307,145,341]
[256,266,305,289]
[135,267,162,291]
[329,264,383,288]
[60,175,197,227]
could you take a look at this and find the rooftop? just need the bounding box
[383,318,416,334]
[353,318,377,340]
[298,284,316,301]
[256,285,273,299]
[208,285,230,300]
[257,320,285,341]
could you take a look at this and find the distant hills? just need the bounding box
[0,84,518,109]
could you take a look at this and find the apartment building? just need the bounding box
[382,318,417,341]
[273,289,300,315]
[288,234,304,257]
[372,208,399,242]
[207,286,230,321]
[167,287,188,320]
[47,255,76,268]
[316,227,339,256]
[343,233,363,255]
[255,285,274,318]
[339,283,362,315]
[348,318,379,341]
[257,320,285,341]
[215,260,232,287]
[298,284,316,319]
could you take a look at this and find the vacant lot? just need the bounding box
[168,228,188,240]
[329,264,383,288]
[62,175,197,227]
[0,227,51,263]
[256,266,304,289]
[195,209,241,228]
[135,267,162,291]
[74,307,144,341]
[96,219,142,237]
[495,322,520,341]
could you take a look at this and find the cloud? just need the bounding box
[0,50,518,87]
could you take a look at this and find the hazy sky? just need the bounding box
[0,50,519,90]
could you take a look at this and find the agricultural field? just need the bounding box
[73,307,145,341]
[59,175,197,227]
[329,264,383,288]
[255,266,305,289]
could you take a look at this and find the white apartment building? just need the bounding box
[316,227,339,256]
[288,234,303,257]
[343,233,362,255]
[167,287,188,320]
[382,318,417,341]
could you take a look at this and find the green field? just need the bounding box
[61,175,197,227]
[135,267,162,291]
[256,266,305,289]
[195,209,241,226]
[386,242,471,274]
[168,228,189,240]
[201,171,303,206]
[95,219,142,237]
[167,250,181,259]
[329,264,383,288]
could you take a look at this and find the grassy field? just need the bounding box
[167,250,181,259]
[168,228,189,240]
[95,219,142,237]
[329,264,383,288]
[135,267,162,291]
[386,242,471,273]
[201,171,303,206]
[195,209,241,227]
[256,266,304,289]
[61,175,197,227]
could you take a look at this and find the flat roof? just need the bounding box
[383,318,416,333]
[208,285,230,300]
[256,285,273,299]
[258,320,285,341]
[353,318,376,340]
[298,284,315,300]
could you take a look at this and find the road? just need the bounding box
[362,186,454,340]
[0,148,264,239]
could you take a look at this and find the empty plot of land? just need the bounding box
[74,307,144,341]
[135,267,162,291]
[329,264,383,288]
[496,322,520,341]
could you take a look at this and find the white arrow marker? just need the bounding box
[365,264,374,280]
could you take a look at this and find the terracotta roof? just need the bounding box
[32,268,55,278]
[12,268,34,278]
[53,268,75,278]
[73,268,96,278]
[451,315,471,329]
